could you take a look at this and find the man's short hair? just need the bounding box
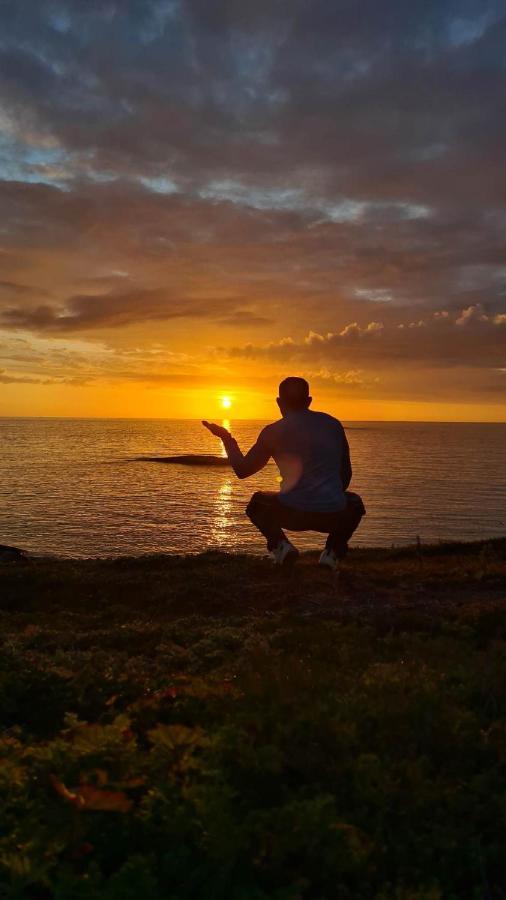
[278,377,310,410]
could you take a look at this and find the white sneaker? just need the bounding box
[319,548,340,571]
[269,539,299,567]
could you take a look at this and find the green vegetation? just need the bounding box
[1,539,505,899]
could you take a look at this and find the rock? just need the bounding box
[138,455,230,467]
[0,544,27,560]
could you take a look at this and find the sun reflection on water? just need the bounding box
[211,476,234,545]
[220,419,231,458]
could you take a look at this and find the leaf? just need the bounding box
[62,715,134,752]
[51,666,74,679]
[50,774,85,809]
[77,785,132,812]
[50,775,132,812]
[148,724,207,750]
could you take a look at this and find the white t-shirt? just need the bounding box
[259,409,347,512]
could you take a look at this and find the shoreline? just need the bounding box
[2,533,505,563]
[3,537,505,622]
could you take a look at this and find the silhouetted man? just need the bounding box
[203,377,365,568]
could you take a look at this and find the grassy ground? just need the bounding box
[1,538,506,899]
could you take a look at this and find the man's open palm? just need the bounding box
[202,421,231,441]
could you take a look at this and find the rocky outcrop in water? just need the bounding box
[138,455,230,467]
[0,544,26,560]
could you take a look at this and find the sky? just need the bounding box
[0,0,505,421]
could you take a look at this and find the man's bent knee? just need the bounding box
[246,491,262,519]
[345,491,366,518]
[246,491,274,521]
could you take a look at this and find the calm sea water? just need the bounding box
[1,418,505,558]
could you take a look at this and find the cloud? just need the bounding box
[0,367,80,385]
[334,322,384,339]
[0,280,45,295]
[1,175,504,342]
[0,286,264,332]
[218,310,274,327]
[0,331,211,389]
[308,368,370,388]
[0,371,46,384]
[226,306,506,368]
[2,0,504,205]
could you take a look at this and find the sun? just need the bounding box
[221,395,232,409]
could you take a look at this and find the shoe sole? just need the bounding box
[319,559,339,572]
[272,548,300,568]
[284,549,300,567]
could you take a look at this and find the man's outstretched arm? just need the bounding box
[202,422,271,479]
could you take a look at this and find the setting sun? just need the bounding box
[221,396,232,409]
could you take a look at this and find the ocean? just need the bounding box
[1,418,505,558]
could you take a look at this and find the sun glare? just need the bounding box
[221,396,232,409]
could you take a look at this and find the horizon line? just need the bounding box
[1,415,505,425]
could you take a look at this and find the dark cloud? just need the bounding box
[218,310,274,327]
[0,176,504,336]
[0,286,247,332]
[2,0,504,199]
[226,306,506,369]
[0,280,39,294]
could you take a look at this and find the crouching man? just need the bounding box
[203,377,365,569]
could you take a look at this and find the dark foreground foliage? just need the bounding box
[1,539,505,899]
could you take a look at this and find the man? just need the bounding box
[203,377,365,568]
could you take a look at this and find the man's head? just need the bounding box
[277,377,312,415]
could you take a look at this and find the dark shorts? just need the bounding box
[246,490,366,554]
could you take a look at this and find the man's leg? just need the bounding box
[326,492,366,557]
[245,491,288,551]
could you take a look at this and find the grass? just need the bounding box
[1,538,505,899]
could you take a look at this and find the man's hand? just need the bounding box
[202,420,232,441]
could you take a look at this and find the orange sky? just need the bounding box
[3,387,504,423]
